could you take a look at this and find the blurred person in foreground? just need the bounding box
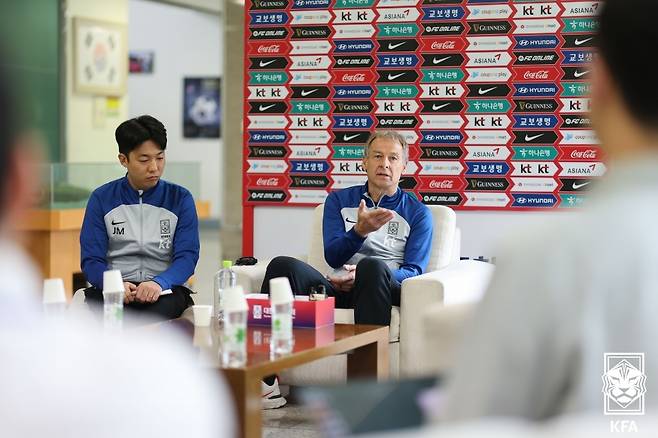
[0,59,234,436]
[437,0,658,423]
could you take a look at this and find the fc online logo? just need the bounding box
[602,353,647,415]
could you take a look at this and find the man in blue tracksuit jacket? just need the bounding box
[80,115,199,319]
[261,130,433,325]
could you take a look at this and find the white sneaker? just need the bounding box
[261,377,287,409]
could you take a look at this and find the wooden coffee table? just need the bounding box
[167,320,389,438]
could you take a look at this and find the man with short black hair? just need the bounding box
[80,115,199,320]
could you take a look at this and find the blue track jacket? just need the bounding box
[80,177,200,290]
[323,183,433,283]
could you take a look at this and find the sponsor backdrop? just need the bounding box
[243,0,602,211]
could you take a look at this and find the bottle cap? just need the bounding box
[223,285,248,312]
[223,260,232,269]
[270,277,294,305]
[103,270,124,293]
[43,278,66,304]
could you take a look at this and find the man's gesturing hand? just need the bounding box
[353,199,394,237]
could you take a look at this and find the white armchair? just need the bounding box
[233,204,494,381]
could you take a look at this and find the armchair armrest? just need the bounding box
[233,261,270,293]
[398,260,495,376]
[421,302,477,376]
[232,254,309,293]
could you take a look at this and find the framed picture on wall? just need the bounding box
[73,17,127,96]
[129,51,155,74]
[183,77,221,138]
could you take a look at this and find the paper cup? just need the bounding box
[193,326,212,347]
[269,277,293,305]
[43,278,66,304]
[222,285,248,312]
[192,305,212,326]
[103,270,124,293]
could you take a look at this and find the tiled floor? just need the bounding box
[198,226,323,437]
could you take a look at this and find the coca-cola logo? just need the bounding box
[524,70,549,80]
[256,177,281,186]
[570,149,597,159]
[429,180,454,189]
[258,44,281,54]
[431,41,455,50]
[342,73,366,82]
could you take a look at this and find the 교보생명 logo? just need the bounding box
[602,353,647,416]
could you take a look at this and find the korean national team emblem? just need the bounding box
[160,219,171,235]
[387,221,400,236]
[602,353,647,415]
[160,219,172,249]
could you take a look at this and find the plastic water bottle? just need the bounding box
[103,270,124,331]
[269,277,294,356]
[213,260,237,322]
[221,286,248,367]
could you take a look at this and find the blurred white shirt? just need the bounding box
[0,240,42,325]
[0,240,235,437]
[439,157,658,422]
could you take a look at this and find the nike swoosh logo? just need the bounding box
[572,181,590,190]
[300,88,318,97]
[574,70,590,78]
[388,42,405,50]
[432,56,451,65]
[432,103,450,110]
[478,86,497,95]
[525,134,543,142]
[259,59,277,67]
[343,134,360,141]
[345,218,357,223]
[111,220,126,226]
[259,104,276,111]
[574,37,593,46]
[387,72,405,80]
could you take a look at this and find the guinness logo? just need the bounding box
[291,26,331,39]
[513,99,558,113]
[468,20,512,35]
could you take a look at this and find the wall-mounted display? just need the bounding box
[184,77,221,138]
[129,50,155,73]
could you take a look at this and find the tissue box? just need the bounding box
[246,293,335,328]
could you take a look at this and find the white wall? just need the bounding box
[64,0,129,163]
[253,207,577,260]
[128,0,223,218]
